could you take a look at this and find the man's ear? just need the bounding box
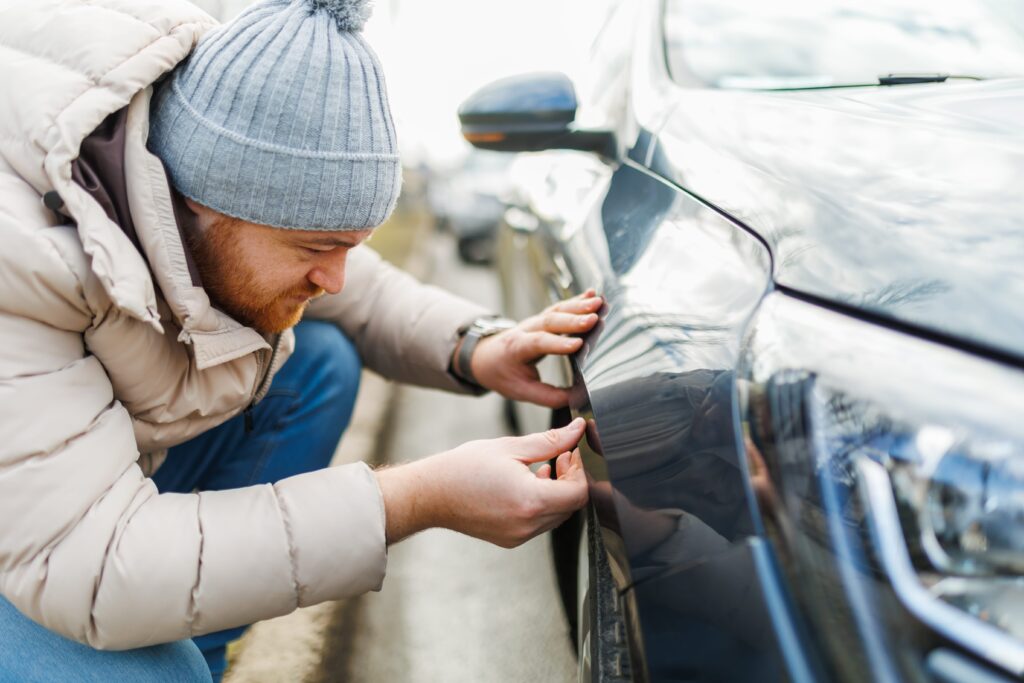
[182,196,203,215]
[178,194,221,234]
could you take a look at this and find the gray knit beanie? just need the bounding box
[149,0,400,231]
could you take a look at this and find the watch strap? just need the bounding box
[454,317,516,386]
[456,328,485,386]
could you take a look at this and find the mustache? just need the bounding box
[284,285,325,300]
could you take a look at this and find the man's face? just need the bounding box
[183,198,373,334]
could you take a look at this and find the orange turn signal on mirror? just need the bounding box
[463,132,506,143]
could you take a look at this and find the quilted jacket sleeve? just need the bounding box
[0,216,387,649]
[305,244,492,392]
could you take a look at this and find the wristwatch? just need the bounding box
[454,316,516,386]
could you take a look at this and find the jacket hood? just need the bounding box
[0,0,218,329]
[0,1,275,368]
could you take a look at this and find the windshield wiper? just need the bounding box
[878,73,983,85]
[762,73,986,92]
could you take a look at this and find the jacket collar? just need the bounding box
[122,90,273,368]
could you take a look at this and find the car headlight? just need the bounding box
[740,293,1024,678]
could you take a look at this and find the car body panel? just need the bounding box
[565,162,771,576]
[649,78,1024,362]
[506,157,786,676]
[626,539,809,682]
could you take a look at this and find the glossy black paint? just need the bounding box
[566,163,770,564]
[556,163,802,681]
[627,540,794,682]
[651,79,1024,363]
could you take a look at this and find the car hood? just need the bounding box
[652,78,1024,362]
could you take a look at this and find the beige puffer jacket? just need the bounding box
[0,0,487,650]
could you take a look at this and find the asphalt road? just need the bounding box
[320,234,577,683]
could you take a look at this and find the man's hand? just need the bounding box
[375,419,589,547]
[468,290,603,407]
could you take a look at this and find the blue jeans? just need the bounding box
[0,321,361,683]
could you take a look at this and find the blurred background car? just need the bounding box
[427,150,513,264]
[459,0,1024,681]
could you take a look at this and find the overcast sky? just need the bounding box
[366,0,612,166]
[194,0,612,167]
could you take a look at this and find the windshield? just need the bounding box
[664,0,1024,89]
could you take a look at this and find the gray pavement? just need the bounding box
[321,235,577,683]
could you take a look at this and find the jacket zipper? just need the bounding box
[244,334,284,433]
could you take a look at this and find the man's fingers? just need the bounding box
[519,296,602,333]
[523,311,598,335]
[514,331,583,361]
[535,455,589,512]
[565,288,599,301]
[513,418,586,463]
[535,463,552,479]
[510,381,571,409]
[547,296,603,316]
[555,450,572,478]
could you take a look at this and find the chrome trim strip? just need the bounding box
[858,458,1024,676]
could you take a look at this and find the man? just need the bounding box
[0,0,600,680]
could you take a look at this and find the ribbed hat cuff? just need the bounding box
[151,80,401,231]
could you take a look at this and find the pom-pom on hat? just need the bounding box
[310,0,372,30]
[148,0,400,231]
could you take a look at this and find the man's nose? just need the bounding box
[308,252,347,295]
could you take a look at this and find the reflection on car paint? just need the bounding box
[555,163,784,679]
[653,79,1024,361]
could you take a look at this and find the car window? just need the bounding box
[663,0,1024,89]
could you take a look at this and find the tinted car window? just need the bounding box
[664,0,1024,89]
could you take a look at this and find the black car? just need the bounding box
[457,1,1024,681]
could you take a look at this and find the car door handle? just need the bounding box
[504,207,539,233]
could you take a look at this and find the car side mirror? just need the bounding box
[458,72,615,157]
